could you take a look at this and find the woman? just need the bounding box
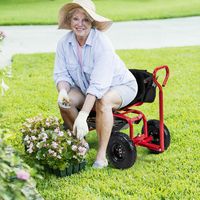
[54,0,138,168]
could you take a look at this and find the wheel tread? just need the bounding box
[107,132,137,169]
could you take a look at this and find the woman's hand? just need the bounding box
[58,89,70,108]
[73,111,89,140]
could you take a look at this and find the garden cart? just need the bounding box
[87,65,171,169]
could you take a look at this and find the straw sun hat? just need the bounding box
[58,0,112,31]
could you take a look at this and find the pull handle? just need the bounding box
[153,65,169,87]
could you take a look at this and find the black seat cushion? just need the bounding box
[121,69,156,108]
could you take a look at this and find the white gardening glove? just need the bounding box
[57,89,70,109]
[73,111,89,140]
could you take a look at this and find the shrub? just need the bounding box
[21,115,88,171]
[0,132,43,200]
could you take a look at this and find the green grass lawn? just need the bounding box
[0,46,200,199]
[0,0,200,25]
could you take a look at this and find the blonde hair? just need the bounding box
[66,8,95,28]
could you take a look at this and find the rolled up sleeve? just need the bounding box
[54,41,74,87]
[86,50,115,99]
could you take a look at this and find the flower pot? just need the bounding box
[22,116,89,179]
[44,165,53,173]
[79,160,86,170]
[73,164,79,173]
[44,160,86,177]
[66,165,73,176]
[54,168,67,177]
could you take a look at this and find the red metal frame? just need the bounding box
[113,65,169,152]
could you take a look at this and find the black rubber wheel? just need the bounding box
[142,119,170,153]
[107,132,137,169]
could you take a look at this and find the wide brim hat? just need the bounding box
[58,0,112,31]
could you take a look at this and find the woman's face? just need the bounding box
[71,9,92,39]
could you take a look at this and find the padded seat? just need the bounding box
[120,69,156,109]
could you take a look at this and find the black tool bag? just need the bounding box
[128,69,156,104]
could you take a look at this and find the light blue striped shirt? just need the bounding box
[54,28,137,99]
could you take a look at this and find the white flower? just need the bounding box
[27,148,33,154]
[32,129,37,134]
[67,130,72,137]
[67,140,71,145]
[51,141,58,149]
[36,142,43,149]
[25,123,31,128]
[24,135,29,141]
[29,142,33,148]
[42,138,47,142]
[71,145,77,151]
[58,131,64,137]
[21,129,26,133]
[39,132,48,140]
[53,152,57,157]
[54,127,60,133]
[46,122,50,127]
[31,136,37,140]
[48,149,54,154]
[57,155,61,159]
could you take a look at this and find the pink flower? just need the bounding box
[51,141,58,149]
[78,146,87,156]
[58,131,64,137]
[27,148,33,153]
[16,170,30,181]
[54,127,60,133]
